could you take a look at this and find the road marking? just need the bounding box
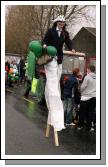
[21,97,34,104]
[5,89,14,93]
[6,89,34,104]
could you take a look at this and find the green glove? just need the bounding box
[47,46,57,57]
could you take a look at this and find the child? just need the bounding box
[63,68,79,125]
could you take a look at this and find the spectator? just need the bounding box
[19,56,25,83]
[8,61,14,87]
[5,60,10,73]
[24,64,40,98]
[63,68,79,126]
[5,60,10,86]
[42,15,75,131]
[77,65,96,131]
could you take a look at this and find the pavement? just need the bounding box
[5,84,96,155]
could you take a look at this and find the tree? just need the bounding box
[5,5,95,56]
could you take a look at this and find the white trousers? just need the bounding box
[44,58,65,131]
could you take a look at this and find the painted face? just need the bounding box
[57,21,65,29]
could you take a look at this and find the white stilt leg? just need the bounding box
[54,129,59,146]
[45,124,50,138]
[45,124,59,146]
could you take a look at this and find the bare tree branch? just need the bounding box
[65,5,77,19]
[5,5,96,55]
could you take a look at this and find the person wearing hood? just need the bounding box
[77,65,96,131]
[42,15,75,132]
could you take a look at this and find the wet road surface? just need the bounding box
[5,85,96,155]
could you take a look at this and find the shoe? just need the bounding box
[71,122,76,126]
[24,94,28,98]
[65,122,76,126]
[77,127,83,130]
[65,123,72,126]
[90,127,95,131]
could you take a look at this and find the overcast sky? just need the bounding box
[68,6,96,39]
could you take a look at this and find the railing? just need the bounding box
[63,51,86,57]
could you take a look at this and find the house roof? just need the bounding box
[84,27,96,36]
[72,27,96,40]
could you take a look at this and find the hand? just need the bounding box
[43,44,47,48]
[72,49,75,53]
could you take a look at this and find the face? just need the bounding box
[57,21,65,29]
[87,68,90,74]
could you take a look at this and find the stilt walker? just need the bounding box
[43,15,75,146]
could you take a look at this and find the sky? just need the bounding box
[68,6,96,38]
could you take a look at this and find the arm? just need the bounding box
[64,31,73,50]
[80,76,89,92]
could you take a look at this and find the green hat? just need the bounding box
[47,46,57,57]
[29,40,42,57]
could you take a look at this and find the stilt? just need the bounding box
[45,124,59,146]
[45,124,50,137]
[54,129,59,146]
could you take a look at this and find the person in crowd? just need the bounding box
[5,60,10,86]
[19,56,25,83]
[24,63,40,98]
[42,15,75,131]
[71,68,81,124]
[7,60,14,87]
[24,79,31,98]
[13,60,18,70]
[5,60,10,73]
[63,68,80,126]
[77,65,96,131]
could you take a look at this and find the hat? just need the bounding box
[53,15,66,23]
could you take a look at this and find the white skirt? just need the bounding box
[44,58,65,131]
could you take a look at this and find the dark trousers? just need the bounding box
[78,97,96,129]
[24,80,31,97]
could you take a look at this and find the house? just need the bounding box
[62,27,96,74]
[72,27,96,57]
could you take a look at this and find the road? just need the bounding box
[5,84,96,155]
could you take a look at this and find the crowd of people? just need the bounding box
[62,65,96,132]
[5,57,96,132]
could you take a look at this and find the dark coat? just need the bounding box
[43,27,73,64]
[63,75,78,98]
[19,59,25,76]
[5,61,10,73]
